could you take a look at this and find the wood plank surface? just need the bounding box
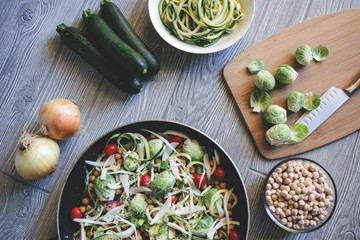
[0,0,359,239]
[223,9,360,160]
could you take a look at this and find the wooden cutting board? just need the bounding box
[223,9,360,160]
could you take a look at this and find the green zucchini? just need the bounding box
[100,0,160,76]
[56,24,142,94]
[82,9,148,76]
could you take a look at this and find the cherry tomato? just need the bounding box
[140,174,151,187]
[214,167,226,180]
[106,143,117,156]
[166,195,177,204]
[169,135,183,144]
[71,207,82,219]
[229,231,240,240]
[105,201,120,212]
[194,173,206,188]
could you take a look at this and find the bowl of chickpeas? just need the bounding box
[263,158,337,233]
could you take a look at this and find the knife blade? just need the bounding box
[295,73,360,137]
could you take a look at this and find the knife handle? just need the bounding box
[344,73,360,96]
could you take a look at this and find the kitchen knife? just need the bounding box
[296,73,360,137]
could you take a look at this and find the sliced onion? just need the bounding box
[73,218,106,225]
[162,142,179,162]
[88,206,104,221]
[141,129,177,152]
[224,187,234,233]
[108,170,135,175]
[117,217,137,240]
[200,185,213,196]
[203,154,211,180]
[214,149,220,165]
[216,201,224,218]
[168,222,189,235]
[120,174,130,197]
[130,186,152,196]
[174,205,205,215]
[150,196,172,225]
[169,157,180,179]
[80,223,86,240]
[207,218,226,239]
[115,227,135,238]
[136,133,150,158]
[103,206,125,223]
[100,155,115,180]
[162,130,190,139]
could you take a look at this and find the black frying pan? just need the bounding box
[57,120,250,239]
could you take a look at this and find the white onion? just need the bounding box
[15,133,60,180]
[39,99,81,140]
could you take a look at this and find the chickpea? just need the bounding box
[82,198,89,205]
[219,182,227,189]
[117,147,124,154]
[88,183,94,189]
[148,205,154,211]
[219,231,225,238]
[93,170,100,176]
[80,206,86,213]
[115,153,121,160]
[86,205,92,211]
[89,175,96,182]
[190,167,196,174]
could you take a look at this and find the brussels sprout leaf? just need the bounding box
[304,92,321,111]
[289,123,309,144]
[247,58,264,74]
[250,90,270,112]
[312,44,329,61]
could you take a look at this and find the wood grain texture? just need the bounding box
[224,9,360,159]
[0,0,359,239]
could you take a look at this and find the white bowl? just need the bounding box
[148,0,255,54]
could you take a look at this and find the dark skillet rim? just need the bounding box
[262,157,338,233]
[57,119,250,239]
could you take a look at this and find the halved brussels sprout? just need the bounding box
[150,171,176,198]
[264,105,287,124]
[124,151,139,171]
[287,91,305,112]
[247,58,264,74]
[304,92,321,111]
[255,70,276,91]
[149,139,164,158]
[312,44,329,61]
[250,90,270,112]
[289,123,309,143]
[295,44,313,66]
[94,175,116,201]
[129,193,148,217]
[193,215,214,237]
[265,124,291,146]
[275,64,298,84]
[182,139,205,162]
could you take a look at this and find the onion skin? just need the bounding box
[39,99,81,140]
[15,136,60,180]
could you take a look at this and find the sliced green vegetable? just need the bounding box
[250,90,270,112]
[150,171,176,198]
[247,59,264,74]
[123,151,139,171]
[304,92,321,110]
[312,44,329,61]
[289,123,309,144]
[287,91,305,113]
[94,175,116,201]
[255,70,276,91]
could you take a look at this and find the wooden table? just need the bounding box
[0,0,359,239]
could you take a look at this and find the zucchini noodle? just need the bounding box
[159,0,243,47]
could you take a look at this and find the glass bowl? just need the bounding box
[263,158,337,233]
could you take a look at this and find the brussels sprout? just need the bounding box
[265,124,291,146]
[264,105,287,124]
[94,175,116,201]
[247,58,264,74]
[203,188,222,211]
[295,44,313,66]
[193,215,214,237]
[182,139,205,162]
[312,44,329,61]
[150,171,176,198]
[250,90,270,112]
[124,151,139,171]
[304,92,321,110]
[129,193,148,217]
[255,70,276,91]
[94,227,117,239]
[289,123,309,144]
[149,139,164,158]
[275,64,298,84]
[287,91,305,112]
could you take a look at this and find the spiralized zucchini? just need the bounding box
[159,0,243,47]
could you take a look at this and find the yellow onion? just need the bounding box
[39,99,81,140]
[15,133,60,180]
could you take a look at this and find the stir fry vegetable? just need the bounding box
[159,0,243,47]
[72,130,241,240]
